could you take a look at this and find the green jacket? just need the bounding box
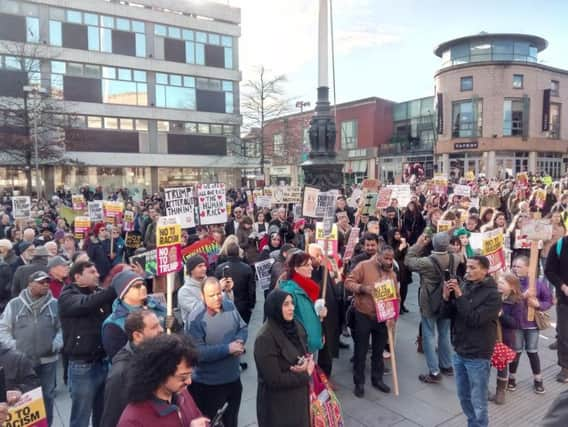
[279,280,323,353]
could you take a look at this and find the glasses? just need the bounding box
[173,371,193,381]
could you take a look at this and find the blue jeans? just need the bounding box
[421,315,453,374]
[453,353,491,427]
[35,362,57,427]
[68,360,108,427]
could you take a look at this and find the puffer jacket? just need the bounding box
[0,289,62,366]
[405,243,460,317]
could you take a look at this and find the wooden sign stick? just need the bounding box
[527,240,539,322]
[387,323,399,396]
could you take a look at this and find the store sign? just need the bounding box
[454,141,478,150]
[270,166,291,176]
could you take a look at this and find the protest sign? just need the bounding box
[343,227,360,260]
[5,386,47,427]
[376,188,392,210]
[292,204,302,220]
[431,176,448,195]
[465,170,475,182]
[387,185,412,207]
[88,201,104,222]
[74,216,91,240]
[164,187,196,228]
[130,249,157,276]
[302,186,319,218]
[181,236,220,267]
[125,231,142,249]
[103,201,124,224]
[267,186,302,204]
[534,189,546,210]
[453,184,471,198]
[361,192,378,216]
[316,222,338,257]
[521,219,552,241]
[349,188,362,209]
[72,194,85,212]
[255,195,272,209]
[12,196,31,219]
[513,229,531,250]
[254,258,275,290]
[156,216,182,276]
[437,220,453,233]
[58,206,77,225]
[197,183,227,225]
[372,278,399,323]
[123,210,135,232]
[481,229,506,274]
[315,192,335,218]
[361,179,379,191]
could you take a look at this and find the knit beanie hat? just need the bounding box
[111,270,145,299]
[186,255,206,274]
[453,227,471,238]
[18,241,33,255]
[432,232,450,252]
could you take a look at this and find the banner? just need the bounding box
[88,201,104,222]
[387,185,412,207]
[164,187,196,229]
[197,183,227,225]
[12,196,31,219]
[343,227,360,260]
[72,194,85,212]
[316,222,338,257]
[74,216,91,240]
[453,184,471,198]
[266,186,302,204]
[372,278,399,323]
[254,258,275,290]
[5,387,47,427]
[156,216,182,276]
[481,229,505,274]
[302,186,319,218]
[181,236,220,267]
[123,210,135,232]
[103,201,124,224]
[376,188,392,210]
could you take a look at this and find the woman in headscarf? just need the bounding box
[254,289,312,427]
[258,227,282,261]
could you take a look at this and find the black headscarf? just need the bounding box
[264,289,305,353]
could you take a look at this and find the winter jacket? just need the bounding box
[405,243,460,317]
[440,275,502,359]
[0,289,62,366]
[177,276,204,323]
[215,256,256,317]
[58,283,116,362]
[545,235,568,306]
[254,319,310,427]
[11,258,48,297]
[499,297,523,348]
[86,238,112,281]
[101,342,136,427]
[279,280,323,354]
[117,388,203,427]
[516,276,553,329]
[0,258,12,312]
[0,344,39,392]
[102,297,166,360]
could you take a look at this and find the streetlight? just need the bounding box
[296,101,311,112]
[22,85,47,198]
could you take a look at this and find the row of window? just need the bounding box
[460,75,560,95]
[156,121,235,135]
[0,55,41,85]
[452,98,561,138]
[441,39,539,67]
[154,24,232,47]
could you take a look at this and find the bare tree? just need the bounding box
[0,42,69,195]
[241,66,291,175]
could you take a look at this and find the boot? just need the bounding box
[493,379,507,405]
[416,336,423,354]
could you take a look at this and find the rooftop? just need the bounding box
[434,33,547,57]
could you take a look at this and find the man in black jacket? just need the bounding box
[100,310,163,427]
[440,255,501,427]
[545,235,568,383]
[0,342,39,392]
[58,261,117,427]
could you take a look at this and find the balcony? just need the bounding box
[378,137,434,156]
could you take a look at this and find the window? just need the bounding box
[513,74,523,89]
[340,120,357,149]
[551,80,560,96]
[273,133,284,156]
[155,72,196,110]
[136,119,148,131]
[460,76,473,91]
[452,99,483,138]
[87,116,102,128]
[503,99,525,136]
[49,20,62,46]
[550,103,561,139]
[157,121,170,132]
[26,17,39,43]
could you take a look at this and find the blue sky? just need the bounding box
[233,0,568,105]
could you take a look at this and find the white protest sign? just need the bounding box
[164,187,195,228]
[197,183,227,225]
[255,258,275,290]
[521,219,552,241]
[12,196,31,219]
[88,201,104,222]
[315,193,336,218]
[387,185,412,207]
[302,186,320,218]
[255,195,272,209]
[453,184,471,198]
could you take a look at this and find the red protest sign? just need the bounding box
[373,278,399,323]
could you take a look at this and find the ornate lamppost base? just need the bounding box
[302,161,344,192]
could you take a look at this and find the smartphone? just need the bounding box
[210,402,229,427]
[223,266,231,279]
[0,367,6,403]
[444,270,451,282]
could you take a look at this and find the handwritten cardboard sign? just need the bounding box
[12,196,31,219]
[303,186,319,218]
[88,201,104,222]
[164,187,196,229]
[197,183,227,225]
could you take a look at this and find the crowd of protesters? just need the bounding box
[0,172,567,427]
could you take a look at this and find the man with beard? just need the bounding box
[345,246,399,398]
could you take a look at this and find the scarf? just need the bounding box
[264,289,305,354]
[291,272,320,303]
[21,288,52,313]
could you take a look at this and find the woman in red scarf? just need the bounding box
[279,252,327,354]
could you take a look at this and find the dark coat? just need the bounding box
[215,256,256,321]
[0,344,39,392]
[254,320,310,427]
[86,238,112,281]
[312,266,340,358]
[101,343,135,427]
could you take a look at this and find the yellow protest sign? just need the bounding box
[5,387,47,427]
[437,220,453,233]
[157,223,181,247]
[482,231,503,254]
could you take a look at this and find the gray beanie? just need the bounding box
[432,232,450,252]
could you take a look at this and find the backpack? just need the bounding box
[427,254,455,316]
